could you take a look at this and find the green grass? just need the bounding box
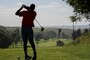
[0,39,90,60]
[0,46,89,60]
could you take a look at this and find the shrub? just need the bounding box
[0,26,12,48]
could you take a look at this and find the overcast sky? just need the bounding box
[0,0,89,27]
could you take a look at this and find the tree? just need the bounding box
[0,26,12,48]
[42,32,49,40]
[61,32,69,39]
[62,32,65,39]
[10,28,21,47]
[70,16,77,41]
[35,32,43,42]
[84,28,88,33]
[63,0,90,20]
[47,31,56,39]
[76,29,82,38]
[58,28,62,38]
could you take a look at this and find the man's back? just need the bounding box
[19,10,37,27]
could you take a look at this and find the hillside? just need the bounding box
[78,32,90,45]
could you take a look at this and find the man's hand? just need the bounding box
[15,4,24,15]
[22,4,26,8]
[22,4,29,10]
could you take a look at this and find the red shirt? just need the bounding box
[19,10,37,27]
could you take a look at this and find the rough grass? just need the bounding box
[78,32,90,45]
[0,39,90,60]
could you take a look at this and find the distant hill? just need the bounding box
[3,25,90,39]
[5,24,90,30]
[45,25,90,30]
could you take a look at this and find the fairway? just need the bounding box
[0,40,90,60]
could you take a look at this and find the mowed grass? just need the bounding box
[0,40,90,60]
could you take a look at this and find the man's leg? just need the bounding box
[28,29,37,60]
[29,39,37,60]
[21,27,29,58]
[22,34,28,58]
[29,39,36,53]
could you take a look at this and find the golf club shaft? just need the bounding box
[35,19,42,27]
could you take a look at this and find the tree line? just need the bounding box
[0,25,90,48]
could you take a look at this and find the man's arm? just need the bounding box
[22,4,29,10]
[15,6,23,16]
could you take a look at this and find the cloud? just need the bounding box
[0,4,21,26]
[37,2,59,9]
[16,2,24,6]
[35,1,74,26]
[0,5,6,10]
[0,1,74,26]
[0,4,18,11]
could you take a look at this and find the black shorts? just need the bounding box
[21,27,33,41]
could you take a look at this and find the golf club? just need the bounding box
[35,19,44,31]
[22,4,44,31]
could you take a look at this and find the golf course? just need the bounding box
[0,0,90,60]
[0,39,89,60]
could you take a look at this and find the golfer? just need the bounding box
[15,4,37,60]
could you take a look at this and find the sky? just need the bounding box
[0,0,89,27]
